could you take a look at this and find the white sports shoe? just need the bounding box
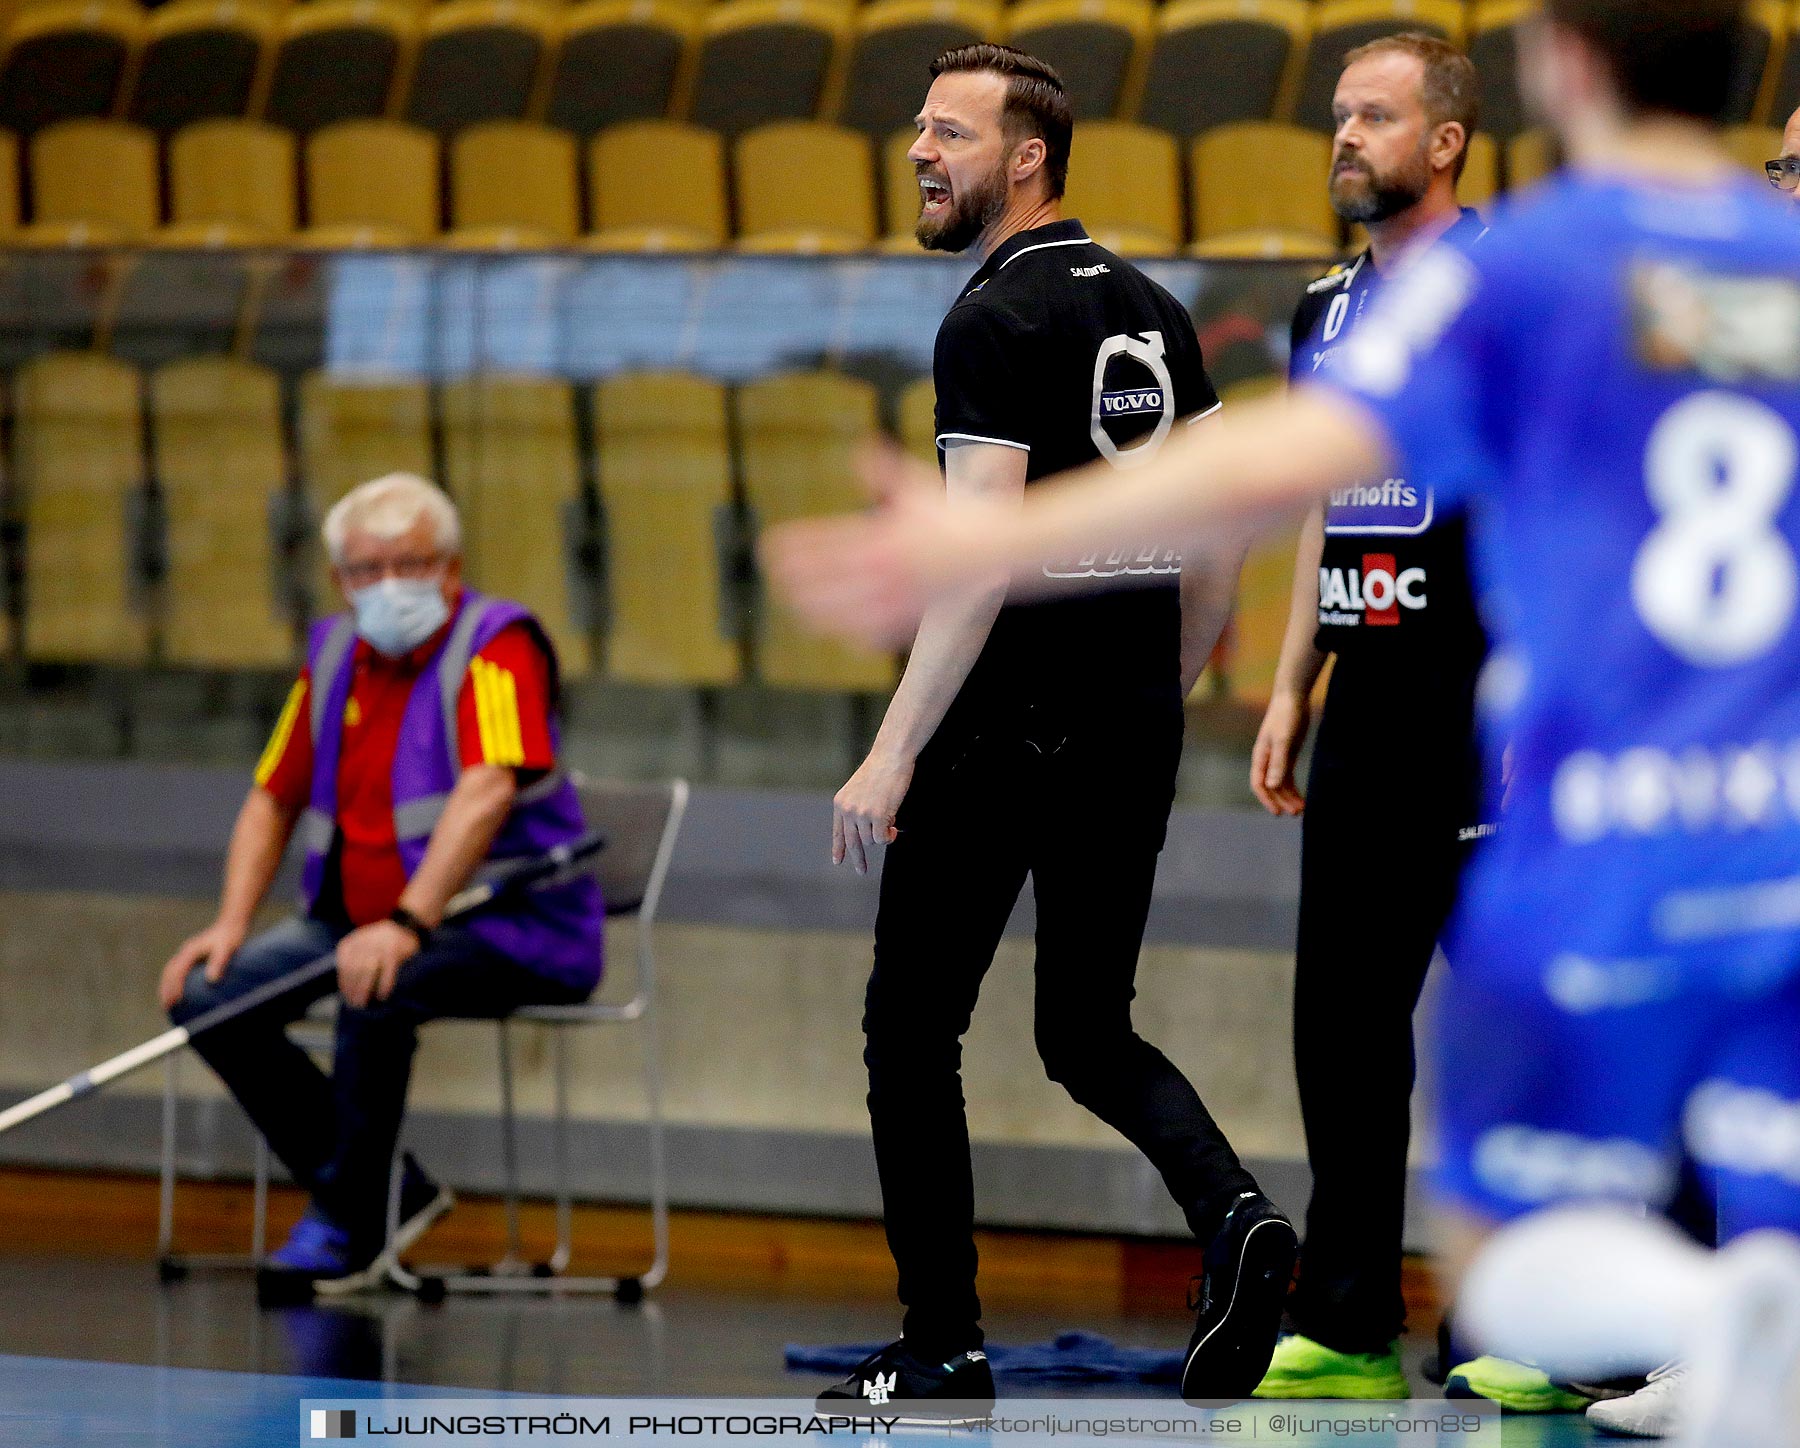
[1588,1363,1686,1439]
[1676,1231,1800,1448]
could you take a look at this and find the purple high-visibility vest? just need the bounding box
[297,590,603,992]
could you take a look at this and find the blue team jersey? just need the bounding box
[1316,171,1800,993]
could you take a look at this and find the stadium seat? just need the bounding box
[1726,124,1785,178]
[879,125,923,249]
[159,119,296,246]
[1007,0,1152,122]
[1063,120,1180,255]
[402,0,555,137]
[0,128,20,238]
[690,0,850,138]
[1728,0,1786,125]
[263,0,416,136]
[1459,129,1498,210]
[1507,127,1557,191]
[297,370,434,510]
[1189,122,1335,258]
[896,374,935,462]
[1138,0,1307,142]
[838,0,1002,137]
[447,120,579,247]
[11,351,151,664]
[440,375,592,677]
[0,0,140,138]
[301,119,440,247]
[586,120,727,251]
[1468,0,1532,143]
[149,356,295,668]
[592,371,743,686]
[736,370,895,692]
[1294,0,1467,134]
[734,121,875,252]
[125,0,273,135]
[21,118,157,244]
[545,0,695,138]
[1769,0,1800,122]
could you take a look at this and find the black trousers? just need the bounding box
[1286,664,1479,1354]
[865,707,1259,1357]
[169,914,588,1260]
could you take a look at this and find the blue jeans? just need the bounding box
[169,914,589,1260]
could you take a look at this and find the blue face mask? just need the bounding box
[351,576,450,657]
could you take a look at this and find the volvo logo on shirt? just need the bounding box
[1091,330,1174,469]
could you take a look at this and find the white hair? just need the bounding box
[323,473,461,564]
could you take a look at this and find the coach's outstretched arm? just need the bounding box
[767,387,1385,649]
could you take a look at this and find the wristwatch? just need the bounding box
[388,905,434,948]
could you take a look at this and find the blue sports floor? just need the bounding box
[0,1256,1610,1446]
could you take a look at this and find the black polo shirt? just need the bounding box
[932,219,1220,732]
[1288,210,1489,701]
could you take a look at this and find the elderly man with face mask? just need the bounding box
[157,472,602,1294]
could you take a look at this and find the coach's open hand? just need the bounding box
[336,919,420,1008]
[765,442,983,649]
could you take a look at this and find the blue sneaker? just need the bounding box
[267,1206,352,1276]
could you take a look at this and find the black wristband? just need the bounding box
[388,906,434,947]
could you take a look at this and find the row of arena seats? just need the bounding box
[1,0,1795,147]
[5,353,934,690]
[0,115,1787,257]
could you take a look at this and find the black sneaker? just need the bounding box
[816,1340,994,1423]
[1181,1191,1298,1403]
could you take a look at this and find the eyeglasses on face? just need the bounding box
[337,553,445,588]
[1765,156,1800,192]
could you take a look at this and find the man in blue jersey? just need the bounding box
[1252,32,1496,1406]
[768,2,1800,1438]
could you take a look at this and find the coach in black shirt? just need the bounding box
[816,44,1295,1415]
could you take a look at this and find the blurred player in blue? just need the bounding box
[767,1,1800,1440]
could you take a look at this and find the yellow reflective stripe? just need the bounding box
[470,657,525,769]
[254,679,307,787]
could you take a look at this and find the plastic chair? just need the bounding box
[300,119,440,248]
[263,0,416,137]
[734,120,874,251]
[585,120,727,252]
[402,774,687,1299]
[1007,0,1151,122]
[689,0,849,138]
[0,0,141,138]
[401,0,555,136]
[1188,121,1336,258]
[124,0,274,135]
[544,0,696,138]
[446,119,580,248]
[837,0,1000,136]
[1138,0,1307,140]
[1063,120,1180,255]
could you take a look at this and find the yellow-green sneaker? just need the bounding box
[1252,1333,1410,1400]
[1444,1356,1600,1413]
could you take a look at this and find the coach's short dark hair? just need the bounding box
[1343,31,1480,179]
[1546,0,1747,122]
[930,43,1073,198]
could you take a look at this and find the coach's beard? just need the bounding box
[916,158,1010,253]
[1330,145,1432,226]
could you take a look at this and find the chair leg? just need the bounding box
[641,958,670,1291]
[551,1027,572,1274]
[251,1137,270,1264]
[157,1054,179,1265]
[497,1018,524,1267]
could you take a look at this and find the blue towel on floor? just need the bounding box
[784,1332,1183,1385]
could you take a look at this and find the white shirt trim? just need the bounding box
[937,432,1031,452]
[1185,400,1224,426]
[996,237,1094,271]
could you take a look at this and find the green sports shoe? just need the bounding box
[1253,1333,1410,1400]
[1444,1356,1604,1413]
